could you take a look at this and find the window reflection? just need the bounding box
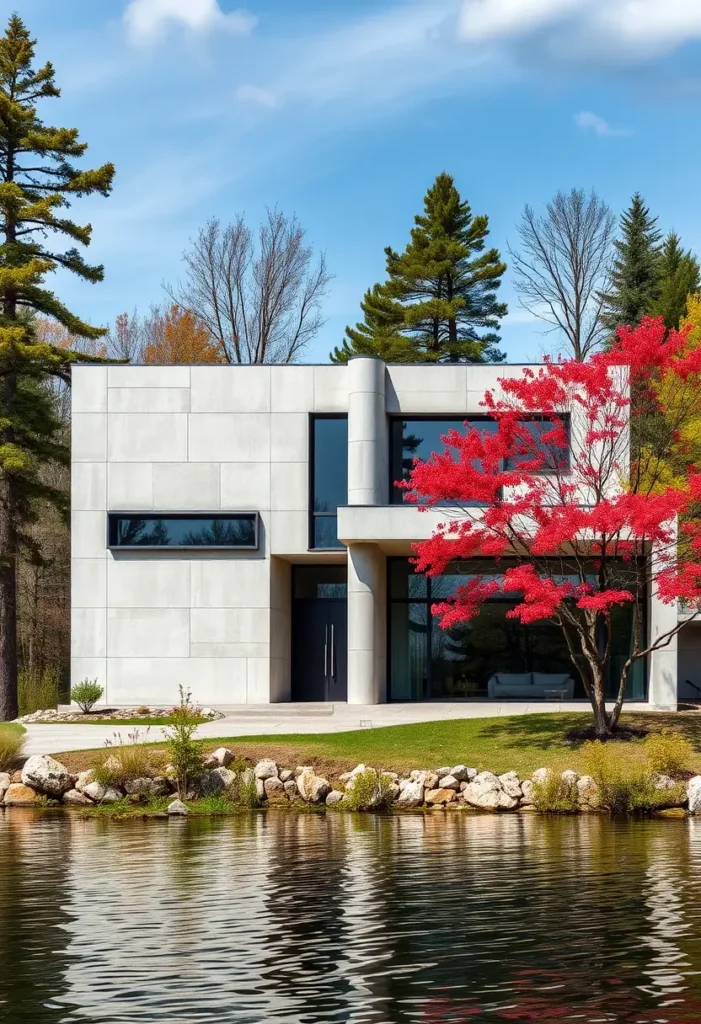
[108,514,258,549]
[310,417,348,549]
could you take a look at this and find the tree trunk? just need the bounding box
[0,373,18,721]
[590,672,612,738]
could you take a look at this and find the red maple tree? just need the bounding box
[408,318,701,736]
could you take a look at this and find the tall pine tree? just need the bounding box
[650,232,700,329]
[0,15,113,719]
[332,173,507,363]
[599,193,662,332]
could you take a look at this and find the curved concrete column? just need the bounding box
[347,357,387,506]
[347,543,386,705]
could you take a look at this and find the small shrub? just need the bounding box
[18,667,60,716]
[163,687,206,798]
[92,729,159,786]
[71,679,104,713]
[644,732,693,777]
[136,706,151,716]
[344,768,395,811]
[228,757,259,808]
[582,741,685,814]
[531,772,579,814]
[0,724,25,771]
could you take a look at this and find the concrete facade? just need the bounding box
[71,358,682,709]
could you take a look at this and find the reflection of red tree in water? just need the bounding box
[419,966,701,1023]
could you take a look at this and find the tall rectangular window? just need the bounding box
[310,416,348,549]
[108,513,259,550]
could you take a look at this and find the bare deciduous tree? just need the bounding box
[509,189,616,361]
[168,208,332,364]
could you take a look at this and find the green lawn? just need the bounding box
[57,712,701,778]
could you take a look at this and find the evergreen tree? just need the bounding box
[332,173,507,363]
[599,192,662,332]
[331,284,417,363]
[650,232,700,329]
[0,15,113,719]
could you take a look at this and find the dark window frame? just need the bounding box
[308,413,348,551]
[107,511,260,551]
[389,414,571,504]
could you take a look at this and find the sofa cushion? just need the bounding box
[492,685,539,698]
[532,673,572,689]
[495,673,533,687]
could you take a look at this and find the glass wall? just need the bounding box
[388,558,646,701]
[310,416,348,549]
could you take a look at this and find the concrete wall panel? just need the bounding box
[107,607,190,658]
[108,413,188,463]
[153,463,220,510]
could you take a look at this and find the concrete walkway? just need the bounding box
[20,700,657,756]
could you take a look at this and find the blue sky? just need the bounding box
[16,0,701,362]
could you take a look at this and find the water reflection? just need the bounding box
[3,812,701,1022]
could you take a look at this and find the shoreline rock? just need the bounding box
[3,752,700,818]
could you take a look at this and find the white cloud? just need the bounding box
[574,111,632,137]
[124,0,257,46]
[235,84,278,109]
[458,0,701,62]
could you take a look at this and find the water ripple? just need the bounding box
[2,812,701,1023]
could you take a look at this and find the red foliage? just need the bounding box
[409,318,701,670]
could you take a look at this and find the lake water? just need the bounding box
[2,810,701,1023]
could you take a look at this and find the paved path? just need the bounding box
[20,701,656,756]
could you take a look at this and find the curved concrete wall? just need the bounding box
[347,357,387,506]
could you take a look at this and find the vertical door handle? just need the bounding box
[331,624,335,679]
[324,625,328,678]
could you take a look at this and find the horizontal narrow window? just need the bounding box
[108,513,259,550]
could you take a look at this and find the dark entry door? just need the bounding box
[292,567,347,702]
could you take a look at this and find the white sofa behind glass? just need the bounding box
[487,672,575,699]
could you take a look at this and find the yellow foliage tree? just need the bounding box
[636,295,701,494]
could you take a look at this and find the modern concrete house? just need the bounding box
[70,357,688,709]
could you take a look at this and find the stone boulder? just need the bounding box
[0,772,11,802]
[425,788,457,805]
[520,779,536,805]
[436,766,452,777]
[449,765,475,783]
[576,775,599,808]
[654,774,677,791]
[397,782,423,806]
[264,776,285,799]
[124,777,171,798]
[74,770,94,793]
[561,769,579,786]
[279,769,293,783]
[297,770,330,804]
[4,783,44,806]
[21,755,74,797]
[437,775,460,791]
[396,779,424,808]
[463,771,518,811]
[687,776,701,814]
[204,748,234,769]
[63,789,92,806]
[83,781,123,804]
[283,779,298,799]
[254,759,279,780]
[532,767,549,785]
[326,790,345,807]
[210,767,237,793]
[167,799,188,816]
[499,772,523,800]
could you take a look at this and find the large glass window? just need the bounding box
[310,416,348,549]
[390,416,570,503]
[388,559,646,700]
[108,513,258,549]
